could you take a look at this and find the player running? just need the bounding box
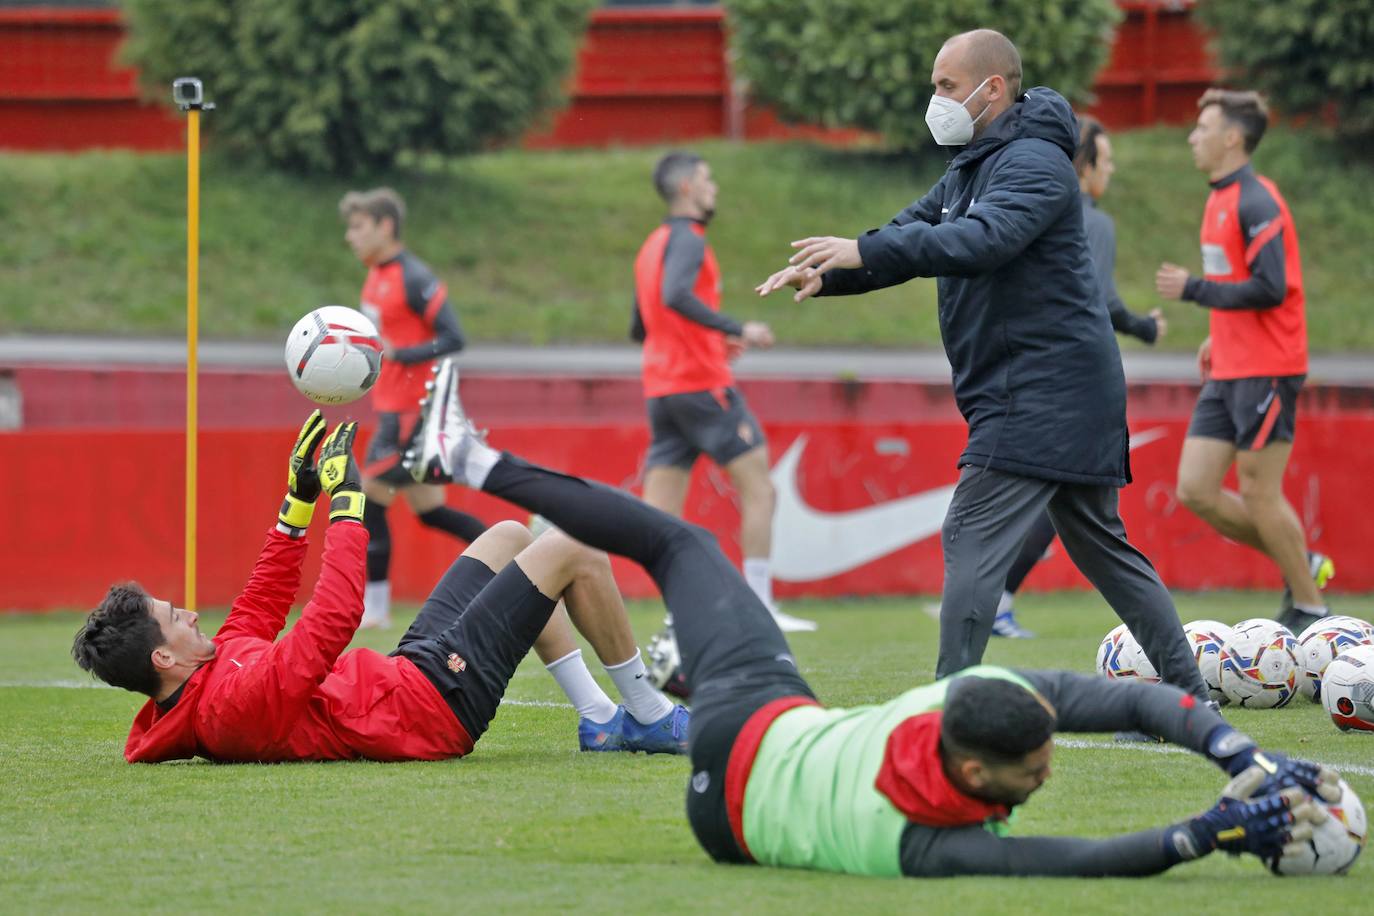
[341,187,485,629]
[631,151,815,634]
[407,357,1335,877]
[1155,90,1333,633]
[72,413,688,763]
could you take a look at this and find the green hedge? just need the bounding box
[724,0,1121,149]
[1197,0,1374,142]
[120,0,597,174]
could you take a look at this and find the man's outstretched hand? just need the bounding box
[755,235,862,303]
[756,265,823,302]
[279,410,329,532]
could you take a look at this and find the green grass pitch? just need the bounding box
[3,591,1371,912]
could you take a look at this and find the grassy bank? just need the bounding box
[3,128,1371,350]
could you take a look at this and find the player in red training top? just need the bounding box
[631,151,815,637]
[72,413,689,762]
[341,187,485,630]
[1155,90,1333,632]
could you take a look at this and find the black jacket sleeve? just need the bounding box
[900,822,1173,878]
[820,174,949,297]
[1089,211,1158,343]
[837,144,1075,292]
[1017,670,1227,759]
[661,223,744,336]
[392,258,466,365]
[1182,184,1287,311]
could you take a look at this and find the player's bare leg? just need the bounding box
[1234,443,1329,627]
[1175,437,1268,550]
[727,445,816,632]
[642,464,691,517]
[533,531,682,745]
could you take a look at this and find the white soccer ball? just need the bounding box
[1218,618,1299,708]
[1296,616,1374,703]
[1322,644,1374,732]
[284,305,383,405]
[1183,619,1233,705]
[1096,623,1159,683]
[1269,778,1367,875]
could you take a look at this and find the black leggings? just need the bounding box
[482,453,815,861]
[482,454,810,695]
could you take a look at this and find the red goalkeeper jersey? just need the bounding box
[123,524,472,764]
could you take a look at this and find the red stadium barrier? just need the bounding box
[0,3,1216,152]
[2,366,1370,612]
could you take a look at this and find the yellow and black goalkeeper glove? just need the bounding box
[278,410,328,535]
[319,421,366,524]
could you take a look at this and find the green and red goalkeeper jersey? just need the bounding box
[729,665,1029,876]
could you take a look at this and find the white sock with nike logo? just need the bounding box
[607,650,673,724]
[546,649,618,724]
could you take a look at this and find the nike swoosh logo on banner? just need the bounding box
[770,428,1169,582]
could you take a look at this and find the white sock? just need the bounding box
[744,557,774,608]
[461,440,500,490]
[1294,603,1329,618]
[363,580,391,623]
[607,650,674,724]
[997,590,1015,614]
[546,649,618,724]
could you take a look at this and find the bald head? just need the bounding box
[943,29,1023,99]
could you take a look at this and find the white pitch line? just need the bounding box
[0,679,115,689]
[1055,737,1374,779]
[8,681,1373,777]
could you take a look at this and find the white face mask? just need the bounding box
[925,77,993,147]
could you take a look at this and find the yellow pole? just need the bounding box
[185,106,200,612]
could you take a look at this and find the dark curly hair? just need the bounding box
[941,676,1056,764]
[72,582,163,697]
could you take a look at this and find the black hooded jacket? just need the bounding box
[821,88,1129,486]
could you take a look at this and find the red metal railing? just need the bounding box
[0,4,1216,151]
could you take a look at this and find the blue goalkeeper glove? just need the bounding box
[1205,726,1337,800]
[1165,788,1304,863]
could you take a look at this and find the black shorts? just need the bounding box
[363,411,421,486]
[1187,375,1304,450]
[684,675,815,865]
[645,387,765,471]
[392,556,555,743]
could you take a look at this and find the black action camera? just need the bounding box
[172,77,204,110]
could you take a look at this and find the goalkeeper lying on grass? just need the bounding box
[72,413,688,763]
[403,356,1342,878]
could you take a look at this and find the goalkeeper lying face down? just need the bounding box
[72,413,688,763]
[402,357,1341,878]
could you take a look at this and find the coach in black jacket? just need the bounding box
[759,29,1206,696]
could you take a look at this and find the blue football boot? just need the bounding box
[578,706,627,752]
[620,704,690,755]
